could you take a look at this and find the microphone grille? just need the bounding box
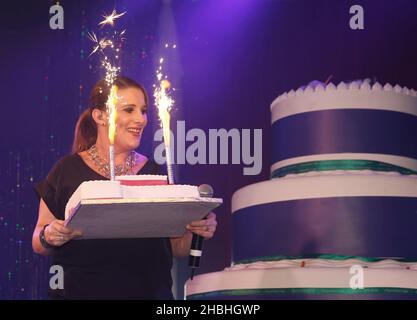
[198,184,214,198]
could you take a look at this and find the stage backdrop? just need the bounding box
[0,0,416,299]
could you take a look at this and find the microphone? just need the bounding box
[189,184,213,280]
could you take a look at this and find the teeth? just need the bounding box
[127,128,141,133]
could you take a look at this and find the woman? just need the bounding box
[32,76,217,299]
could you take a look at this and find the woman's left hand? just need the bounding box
[186,212,217,239]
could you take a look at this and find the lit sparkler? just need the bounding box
[107,85,118,180]
[154,46,176,184]
[88,9,126,180]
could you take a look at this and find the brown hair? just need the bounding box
[71,76,148,154]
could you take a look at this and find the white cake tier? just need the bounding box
[185,259,417,299]
[225,258,417,270]
[65,180,199,219]
[269,81,417,175]
[271,81,417,123]
[232,170,417,213]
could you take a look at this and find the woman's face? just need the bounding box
[112,87,148,151]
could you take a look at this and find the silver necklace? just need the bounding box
[87,144,136,178]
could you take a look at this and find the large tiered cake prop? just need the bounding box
[185,81,417,300]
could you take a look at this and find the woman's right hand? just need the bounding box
[44,220,82,247]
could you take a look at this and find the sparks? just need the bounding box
[154,83,174,120]
[88,32,114,57]
[102,60,120,87]
[154,51,175,183]
[88,9,126,180]
[99,9,126,27]
[87,31,99,43]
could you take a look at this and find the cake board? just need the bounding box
[65,197,222,239]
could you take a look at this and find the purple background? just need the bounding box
[0,0,417,299]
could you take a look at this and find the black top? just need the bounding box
[34,153,173,300]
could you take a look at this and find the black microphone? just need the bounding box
[189,184,213,280]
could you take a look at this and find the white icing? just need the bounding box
[231,172,417,213]
[394,84,402,93]
[337,81,348,90]
[383,83,393,91]
[348,81,360,90]
[372,82,383,91]
[326,82,336,91]
[270,81,417,123]
[272,81,417,107]
[304,86,314,94]
[315,83,325,92]
[226,259,417,271]
[185,264,417,296]
[360,81,371,90]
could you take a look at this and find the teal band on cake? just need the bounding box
[235,254,417,265]
[187,287,417,300]
[271,159,417,179]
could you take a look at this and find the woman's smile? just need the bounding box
[126,127,142,136]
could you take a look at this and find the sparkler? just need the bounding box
[88,9,125,180]
[154,49,175,184]
[107,85,118,180]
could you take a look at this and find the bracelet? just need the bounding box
[39,224,55,249]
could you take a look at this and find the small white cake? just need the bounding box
[65,175,200,219]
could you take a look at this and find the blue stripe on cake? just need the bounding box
[271,109,417,163]
[232,196,417,263]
